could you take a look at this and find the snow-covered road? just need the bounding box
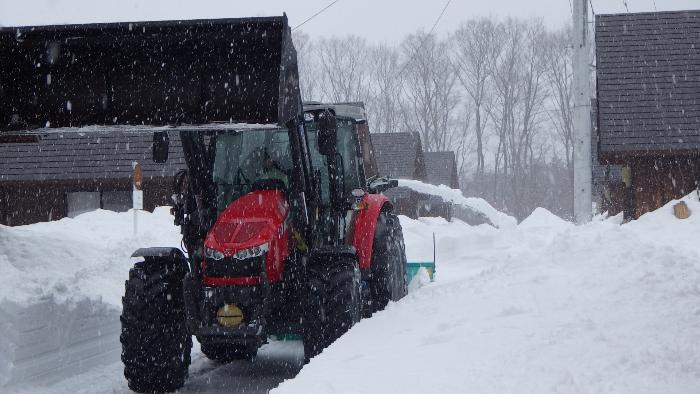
[11,340,304,394]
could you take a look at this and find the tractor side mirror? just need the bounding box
[152,131,170,163]
[369,178,399,194]
[317,112,337,156]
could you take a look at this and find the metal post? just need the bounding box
[573,0,592,224]
[132,162,144,236]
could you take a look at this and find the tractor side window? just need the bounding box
[306,125,331,206]
[336,121,362,196]
[306,119,362,205]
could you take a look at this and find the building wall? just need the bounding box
[0,177,173,226]
[630,157,699,218]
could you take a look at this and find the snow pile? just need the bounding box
[276,194,700,394]
[397,179,516,228]
[0,208,181,387]
[519,206,572,230]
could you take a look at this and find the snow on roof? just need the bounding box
[15,123,281,135]
[397,179,516,228]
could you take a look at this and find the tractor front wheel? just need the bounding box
[120,260,191,393]
[323,258,362,347]
[370,212,408,314]
[303,274,326,363]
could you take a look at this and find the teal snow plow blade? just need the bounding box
[406,233,436,283]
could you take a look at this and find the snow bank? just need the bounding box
[397,179,516,228]
[275,193,700,394]
[0,208,181,387]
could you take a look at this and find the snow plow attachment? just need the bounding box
[0,15,300,130]
[406,233,436,283]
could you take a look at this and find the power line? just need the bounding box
[396,0,451,80]
[292,0,340,32]
[427,0,452,38]
[372,0,452,102]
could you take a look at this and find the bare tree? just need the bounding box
[366,44,403,134]
[400,31,460,152]
[488,19,549,218]
[293,31,322,102]
[293,17,576,220]
[453,18,499,194]
[317,36,371,103]
[543,28,574,178]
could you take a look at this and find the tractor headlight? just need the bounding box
[233,243,269,260]
[204,247,225,261]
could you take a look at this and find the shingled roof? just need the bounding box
[0,128,185,182]
[370,132,426,181]
[595,10,700,159]
[424,151,459,189]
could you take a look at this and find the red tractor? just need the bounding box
[0,15,407,393]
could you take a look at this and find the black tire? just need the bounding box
[303,274,326,363]
[393,217,409,299]
[370,213,408,314]
[324,258,361,347]
[120,260,191,393]
[200,343,257,363]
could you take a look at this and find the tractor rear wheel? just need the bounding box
[370,213,408,314]
[323,258,361,347]
[120,260,191,393]
[200,343,257,363]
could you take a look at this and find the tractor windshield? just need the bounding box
[213,129,292,212]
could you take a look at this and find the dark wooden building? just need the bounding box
[424,151,460,189]
[370,132,427,181]
[370,132,456,220]
[0,128,183,226]
[592,99,625,215]
[595,10,700,218]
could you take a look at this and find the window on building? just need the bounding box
[102,191,131,212]
[66,191,132,218]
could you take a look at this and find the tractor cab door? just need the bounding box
[304,114,365,247]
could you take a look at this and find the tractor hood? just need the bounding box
[204,190,289,255]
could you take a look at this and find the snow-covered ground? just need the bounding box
[275,194,700,393]
[0,208,182,387]
[3,193,700,393]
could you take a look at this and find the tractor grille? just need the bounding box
[204,255,265,278]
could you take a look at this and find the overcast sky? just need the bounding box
[0,0,698,42]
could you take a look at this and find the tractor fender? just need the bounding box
[131,247,188,268]
[351,193,392,271]
[132,247,187,261]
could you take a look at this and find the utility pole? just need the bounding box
[573,0,592,224]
